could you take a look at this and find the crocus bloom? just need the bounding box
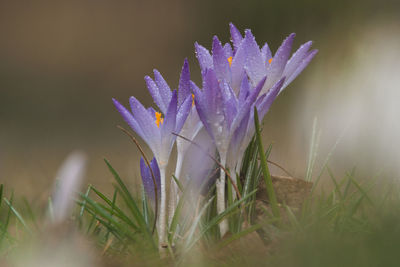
[113,89,192,250]
[195,23,317,173]
[140,157,161,202]
[193,24,317,236]
[113,90,191,168]
[227,77,285,174]
[196,23,318,96]
[145,60,203,224]
[191,68,266,235]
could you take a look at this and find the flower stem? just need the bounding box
[217,153,228,237]
[168,151,183,226]
[158,165,167,254]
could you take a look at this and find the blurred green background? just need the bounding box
[0,0,399,200]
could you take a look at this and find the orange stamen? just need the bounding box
[155,112,164,128]
[227,56,233,67]
[191,93,195,107]
[268,58,273,64]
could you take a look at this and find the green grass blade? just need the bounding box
[305,117,321,182]
[185,190,257,252]
[142,187,149,226]
[90,186,139,230]
[254,107,280,219]
[104,159,153,241]
[0,184,3,208]
[79,185,92,219]
[172,175,184,193]
[4,197,32,234]
[168,188,187,244]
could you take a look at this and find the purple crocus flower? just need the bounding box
[195,23,317,174]
[113,89,192,249]
[195,23,318,95]
[191,68,266,235]
[193,24,317,236]
[144,60,203,224]
[192,69,265,160]
[140,157,161,202]
[228,77,285,174]
[112,90,191,168]
[145,60,203,175]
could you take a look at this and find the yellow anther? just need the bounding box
[268,58,273,64]
[191,93,195,107]
[227,56,233,67]
[155,112,164,128]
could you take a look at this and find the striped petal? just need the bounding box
[195,42,213,73]
[264,33,295,91]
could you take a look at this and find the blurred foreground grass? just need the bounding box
[0,132,399,266]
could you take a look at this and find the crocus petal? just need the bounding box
[261,43,272,64]
[221,80,238,125]
[145,76,167,114]
[150,157,161,187]
[140,157,160,201]
[282,41,313,80]
[112,98,146,142]
[258,77,285,118]
[147,107,157,119]
[238,76,250,104]
[153,69,172,109]
[264,33,295,90]
[212,36,231,82]
[227,109,250,163]
[230,76,266,134]
[129,96,160,144]
[220,79,236,102]
[195,42,213,73]
[282,49,318,91]
[162,90,177,138]
[175,93,193,133]
[230,39,247,94]
[243,29,266,86]
[178,58,191,106]
[229,22,243,52]
[140,157,151,195]
[203,69,222,116]
[223,43,233,58]
[192,81,215,140]
[224,96,237,130]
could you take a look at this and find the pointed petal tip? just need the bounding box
[258,76,267,87]
[153,69,161,76]
[182,58,190,72]
[112,98,123,107]
[229,22,239,31]
[150,156,158,168]
[128,95,138,106]
[144,75,152,83]
[244,29,253,37]
[277,76,286,86]
[212,35,221,45]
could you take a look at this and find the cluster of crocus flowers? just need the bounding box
[113,23,317,248]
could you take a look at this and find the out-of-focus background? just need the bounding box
[0,0,399,201]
